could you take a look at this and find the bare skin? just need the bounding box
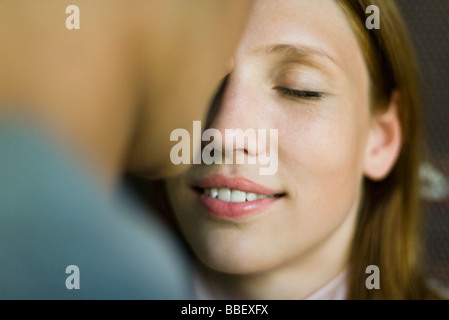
[0,0,253,188]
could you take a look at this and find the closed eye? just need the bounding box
[275,87,323,100]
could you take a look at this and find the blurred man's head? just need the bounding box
[126,0,254,179]
[0,0,253,183]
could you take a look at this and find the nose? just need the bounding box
[204,72,272,162]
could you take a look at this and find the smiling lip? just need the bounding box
[192,174,284,219]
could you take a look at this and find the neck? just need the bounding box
[198,250,349,300]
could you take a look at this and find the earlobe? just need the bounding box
[363,91,402,181]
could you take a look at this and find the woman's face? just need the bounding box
[166,0,373,274]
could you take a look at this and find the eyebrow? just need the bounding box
[253,44,342,69]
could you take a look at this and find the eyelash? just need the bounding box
[275,87,323,100]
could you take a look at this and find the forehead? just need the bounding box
[237,0,366,77]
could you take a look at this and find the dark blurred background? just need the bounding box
[396,0,449,288]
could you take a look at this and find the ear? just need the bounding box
[363,91,402,181]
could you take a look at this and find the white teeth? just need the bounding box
[231,190,246,203]
[218,188,231,202]
[246,192,258,201]
[203,188,276,202]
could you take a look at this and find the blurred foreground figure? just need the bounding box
[0,0,252,299]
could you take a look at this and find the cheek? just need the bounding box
[279,105,369,216]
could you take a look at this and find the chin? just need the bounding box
[192,241,278,275]
[203,256,281,276]
[200,256,262,275]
